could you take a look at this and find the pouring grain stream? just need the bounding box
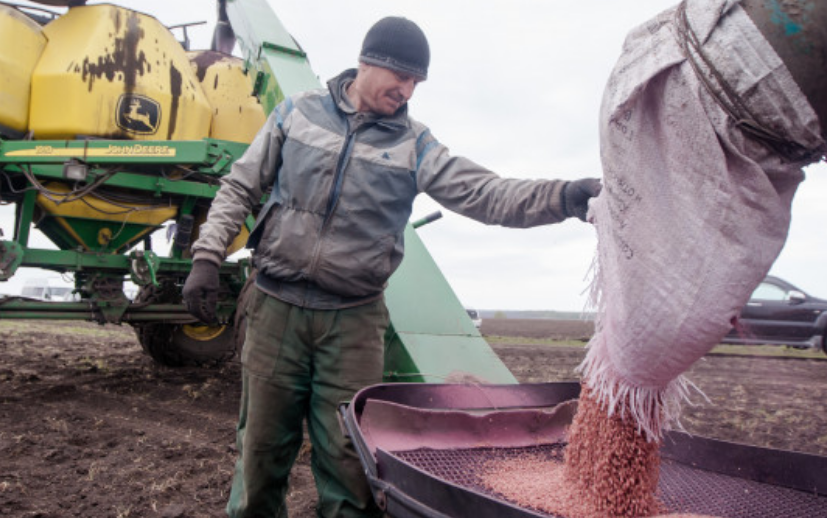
[480,385,663,518]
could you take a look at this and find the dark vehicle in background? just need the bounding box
[466,308,482,329]
[723,276,827,353]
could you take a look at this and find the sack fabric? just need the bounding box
[582,0,826,440]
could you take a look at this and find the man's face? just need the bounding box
[352,63,424,116]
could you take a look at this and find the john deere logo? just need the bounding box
[116,94,161,135]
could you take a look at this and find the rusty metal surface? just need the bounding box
[392,444,827,518]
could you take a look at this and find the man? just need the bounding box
[183,16,600,518]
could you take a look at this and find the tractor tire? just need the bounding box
[132,281,236,367]
[136,322,236,367]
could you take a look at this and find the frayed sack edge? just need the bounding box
[577,252,709,443]
[576,343,707,443]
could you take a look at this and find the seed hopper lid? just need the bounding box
[342,382,827,518]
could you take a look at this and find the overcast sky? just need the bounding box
[3,0,826,311]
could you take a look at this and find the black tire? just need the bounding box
[135,322,236,367]
[132,281,236,367]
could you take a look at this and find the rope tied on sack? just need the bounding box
[673,0,825,164]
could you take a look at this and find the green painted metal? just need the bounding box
[0,139,247,256]
[0,241,24,281]
[0,1,516,382]
[383,226,517,384]
[411,211,443,229]
[225,0,322,114]
[0,244,244,323]
[130,250,161,287]
[0,139,248,168]
[0,300,196,322]
[6,247,246,276]
[14,189,37,245]
[384,333,515,383]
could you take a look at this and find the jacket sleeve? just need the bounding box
[191,106,287,265]
[414,130,570,228]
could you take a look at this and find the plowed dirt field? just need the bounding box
[1,318,825,517]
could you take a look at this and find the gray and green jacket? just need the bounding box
[192,69,570,309]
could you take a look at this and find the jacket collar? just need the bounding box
[327,69,410,130]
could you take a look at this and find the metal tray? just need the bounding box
[340,382,827,518]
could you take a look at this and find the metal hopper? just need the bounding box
[340,382,827,518]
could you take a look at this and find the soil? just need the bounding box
[1,318,826,518]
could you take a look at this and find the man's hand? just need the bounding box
[563,178,602,222]
[182,260,220,324]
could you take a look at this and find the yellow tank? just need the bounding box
[28,4,211,141]
[189,51,266,144]
[0,6,47,137]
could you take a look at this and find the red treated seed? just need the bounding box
[479,384,721,518]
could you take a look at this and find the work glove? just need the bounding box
[563,178,602,222]
[182,260,220,324]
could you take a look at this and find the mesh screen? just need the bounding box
[393,444,827,518]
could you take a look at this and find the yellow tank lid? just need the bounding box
[28,4,211,141]
[189,51,267,144]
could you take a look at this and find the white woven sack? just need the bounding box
[581,0,825,440]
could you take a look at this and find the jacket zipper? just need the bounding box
[306,121,360,280]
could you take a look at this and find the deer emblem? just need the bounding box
[116,94,160,134]
[125,99,154,129]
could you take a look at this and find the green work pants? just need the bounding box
[226,287,388,518]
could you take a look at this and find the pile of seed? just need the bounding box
[478,450,587,517]
[560,383,663,517]
[479,383,717,518]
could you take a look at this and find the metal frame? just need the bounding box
[0,138,252,323]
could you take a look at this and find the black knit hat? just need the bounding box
[360,17,430,80]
